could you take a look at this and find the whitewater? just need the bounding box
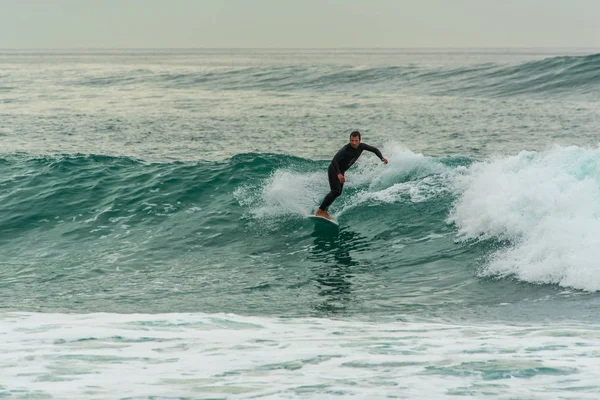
[2,49,600,399]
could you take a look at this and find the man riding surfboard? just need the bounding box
[316,131,388,220]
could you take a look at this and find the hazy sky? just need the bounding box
[1,0,599,48]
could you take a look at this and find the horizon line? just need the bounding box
[1,46,599,51]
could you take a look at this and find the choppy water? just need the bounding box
[2,49,600,399]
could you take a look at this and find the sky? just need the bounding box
[0,0,599,48]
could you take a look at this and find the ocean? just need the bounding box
[2,48,600,399]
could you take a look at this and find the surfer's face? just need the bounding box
[349,136,360,148]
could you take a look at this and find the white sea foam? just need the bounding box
[237,143,450,221]
[449,145,600,291]
[234,169,327,220]
[1,312,599,399]
[334,143,450,215]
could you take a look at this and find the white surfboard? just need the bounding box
[307,215,339,226]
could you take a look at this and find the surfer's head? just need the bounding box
[349,131,361,148]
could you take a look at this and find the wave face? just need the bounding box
[2,144,600,320]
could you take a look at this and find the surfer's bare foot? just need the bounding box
[315,208,331,219]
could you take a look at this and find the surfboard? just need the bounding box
[307,215,339,226]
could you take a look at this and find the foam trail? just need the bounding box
[450,146,600,291]
[349,142,447,188]
[235,169,327,219]
[339,143,451,213]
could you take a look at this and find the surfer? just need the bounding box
[316,131,388,220]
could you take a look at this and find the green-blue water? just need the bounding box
[2,49,600,399]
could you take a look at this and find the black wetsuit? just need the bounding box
[319,143,384,211]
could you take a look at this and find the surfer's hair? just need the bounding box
[350,131,361,140]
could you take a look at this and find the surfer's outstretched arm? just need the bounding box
[360,143,388,164]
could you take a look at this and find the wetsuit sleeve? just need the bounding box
[360,143,384,160]
[331,147,344,175]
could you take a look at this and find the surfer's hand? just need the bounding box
[382,158,388,164]
[338,174,345,183]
